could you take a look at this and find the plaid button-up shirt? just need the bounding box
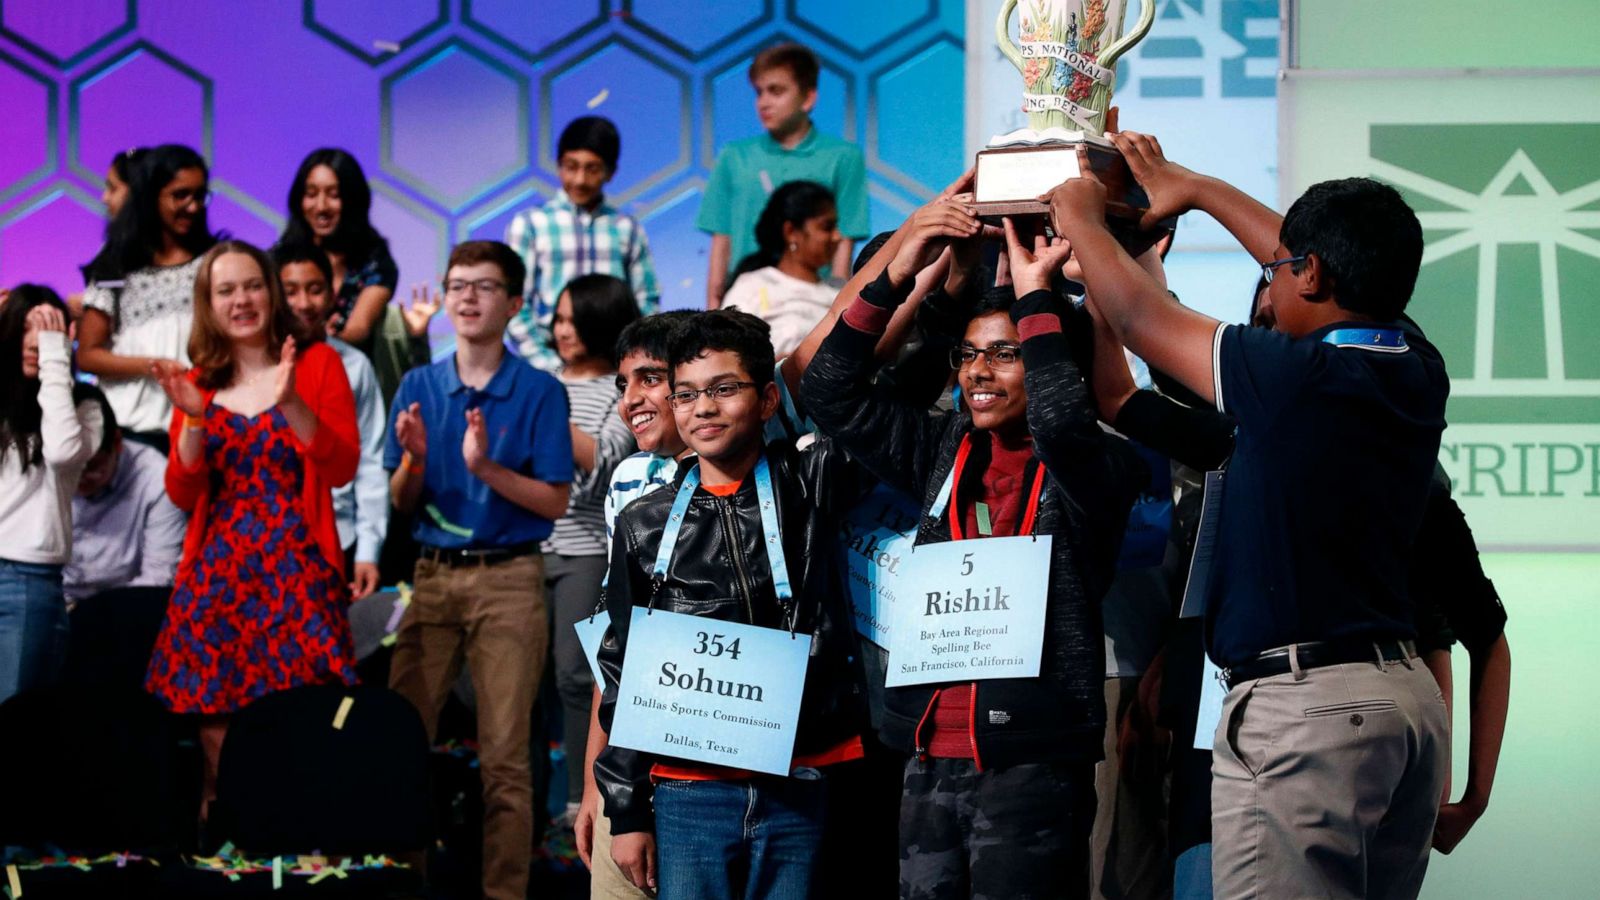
[505,191,660,372]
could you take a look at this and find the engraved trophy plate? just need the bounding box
[975,0,1171,251]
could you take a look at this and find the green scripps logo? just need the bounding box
[1371,124,1600,424]
[1371,124,1600,513]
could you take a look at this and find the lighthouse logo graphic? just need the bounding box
[1369,123,1600,426]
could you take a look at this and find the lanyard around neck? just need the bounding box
[937,433,1046,541]
[1322,327,1407,352]
[653,455,793,602]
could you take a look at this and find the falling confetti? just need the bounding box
[588,89,610,109]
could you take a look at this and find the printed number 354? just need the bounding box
[694,631,743,660]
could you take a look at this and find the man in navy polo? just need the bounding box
[1046,134,1450,900]
[385,239,573,900]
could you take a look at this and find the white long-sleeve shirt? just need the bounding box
[0,332,103,564]
[329,337,388,563]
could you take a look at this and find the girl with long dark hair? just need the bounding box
[721,179,842,355]
[77,144,217,451]
[0,285,104,702]
[275,149,432,402]
[144,240,360,815]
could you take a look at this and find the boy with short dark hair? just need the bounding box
[275,242,388,599]
[699,42,869,307]
[573,311,694,900]
[596,309,869,899]
[384,239,573,900]
[507,116,660,371]
[1049,133,1450,899]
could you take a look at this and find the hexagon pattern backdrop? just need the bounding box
[0,0,966,314]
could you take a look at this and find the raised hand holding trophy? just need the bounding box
[976,0,1171,250]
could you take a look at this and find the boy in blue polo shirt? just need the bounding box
[1049,134,1450,899]
[384,239,573,900]
[699,42,869,307]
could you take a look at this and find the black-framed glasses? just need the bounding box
[667,381,756,409]
[1261,254,1306,284]
[444,278,508,297]
[950,344,1022,370]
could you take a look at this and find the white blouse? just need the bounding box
[722,266,841,357]
[82,257,201,433]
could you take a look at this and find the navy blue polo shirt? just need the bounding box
[1206,319,1448,667]
[384,349,573,549]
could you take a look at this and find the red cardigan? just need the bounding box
[165,341,360,579]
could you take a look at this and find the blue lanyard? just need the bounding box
[653,455,794,602]
[1322,327,1408,352]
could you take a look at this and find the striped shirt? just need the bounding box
[604,452,681,556]
[543,374,636,557]
[505,191,661,372]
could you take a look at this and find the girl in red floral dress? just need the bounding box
[147,240,360,814]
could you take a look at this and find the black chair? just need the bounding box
[167,684,431,897]
[0,683,192,898]
[60,586,171,693]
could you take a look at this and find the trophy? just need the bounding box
[976,0,1169,250]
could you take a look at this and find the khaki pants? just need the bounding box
[1090,676,1172,900]
[1211,651,1449,900]
[389,553,548,900]
[591,805,652,899]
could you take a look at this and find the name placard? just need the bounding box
[609,607,811,776]
[838,485,922,647]
[574,610,610,687]
[886,535,1053,687]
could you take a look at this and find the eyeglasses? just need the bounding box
[667,381,756,409]
[1260,254,1307,284]
[950,344,1022,370]
[444,278,508,297]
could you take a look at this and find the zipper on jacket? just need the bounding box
[913,688,942,761]
[717,497,758,624]
[967,682,984,772]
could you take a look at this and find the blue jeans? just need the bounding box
[0,559,67,703]
[653,776,827,900]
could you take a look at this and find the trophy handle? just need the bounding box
[994,0,1024,73]
[1098,0,1156,70]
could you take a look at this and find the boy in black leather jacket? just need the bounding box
[800,201,1146,899]
[597,310,869,899]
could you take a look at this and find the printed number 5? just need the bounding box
[961,552,974,577]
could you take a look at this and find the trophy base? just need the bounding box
[973,138,1173,256]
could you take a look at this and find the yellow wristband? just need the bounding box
[183,414,204,430]
[402,452,424,474]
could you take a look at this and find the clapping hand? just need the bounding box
[272,335,300,408]
[462,407,489,476]
[394,402,428,459]
[151,360,204,418]
[400,284,441,338]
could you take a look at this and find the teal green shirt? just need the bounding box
[696,127,870,280]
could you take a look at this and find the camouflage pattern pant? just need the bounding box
[899,757,1096,900]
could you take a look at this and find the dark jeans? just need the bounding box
[653,776,826,900]
[900,757,1096,900]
